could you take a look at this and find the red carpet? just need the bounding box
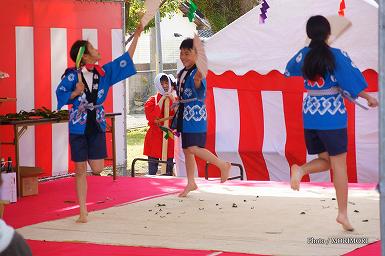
[27,240,264,256]
[5,176,186,228]
[4,177,378,229]
[344,241,381,256]
[4,177,380,256]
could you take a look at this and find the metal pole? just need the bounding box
[155,10,163,73]
[379,0,385,255]
[121,0,128,176]
[111,116,117,180]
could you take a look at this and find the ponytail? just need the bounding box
[302,15,335,81]
[302,40,335,80]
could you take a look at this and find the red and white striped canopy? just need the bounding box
[206,0,378,75]
[197,71,378,183]
[183,0,379,183]
[0,0,126,177]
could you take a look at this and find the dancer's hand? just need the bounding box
[75,82,85,95]
[359,91,379,108]
[367,96,378,108]
[138,22,144,34]
[71,82,84,99]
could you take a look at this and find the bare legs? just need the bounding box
[331,153,353,231]
[178,150,198,197]
[290,152,330,190]
[178,146,231,197]
[290,152,353,231]
[74,159,104,223]
[74,162,88,223]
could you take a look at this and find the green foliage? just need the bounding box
[84,0,259,34]
[194,0,260,32]
[127,127,148,145]
[127,127,148,175]
[125,0,180,33]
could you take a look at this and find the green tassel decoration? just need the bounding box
[187,0,198,22]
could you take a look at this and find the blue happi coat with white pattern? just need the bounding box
[285,47,367,130]
[56,52,136,134]
[179,68,207,133]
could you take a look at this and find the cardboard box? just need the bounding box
[0,173,17,203]
[20,166,42,197]
[21,177,38,196]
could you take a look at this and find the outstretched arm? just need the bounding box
[128,23,144,59]
[358,91,379,108]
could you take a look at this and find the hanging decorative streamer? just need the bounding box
[339,0,346,16]
[259,0,270,24]
[187,0,198,22]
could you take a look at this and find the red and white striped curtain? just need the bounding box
[0,0,126,177]
[198,70,378,183]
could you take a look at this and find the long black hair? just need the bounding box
[61,40,90,79]
[302,15,335,81]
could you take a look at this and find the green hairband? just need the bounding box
[76,45,86,69]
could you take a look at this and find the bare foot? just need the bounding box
[76,213,88,223]
[336,215,354,232]
[220,162,231,183]
[290,164,303,191]
[178,183,198,197]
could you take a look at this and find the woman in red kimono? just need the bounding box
[143,73,176,175]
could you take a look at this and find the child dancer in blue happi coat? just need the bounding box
[285,15,378,231]
[56,23,143,223]
[174,38,231,197]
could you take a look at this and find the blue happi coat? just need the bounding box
[179,67,207,133]
[56,52,136,134]
[285,47,367,130]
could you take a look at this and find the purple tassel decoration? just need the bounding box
[259,0,270,24]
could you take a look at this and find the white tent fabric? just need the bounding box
[174,0,379,183]
[206,0,378,75]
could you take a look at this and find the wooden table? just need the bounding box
[0,98,16,104]
[0,112,121,196]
